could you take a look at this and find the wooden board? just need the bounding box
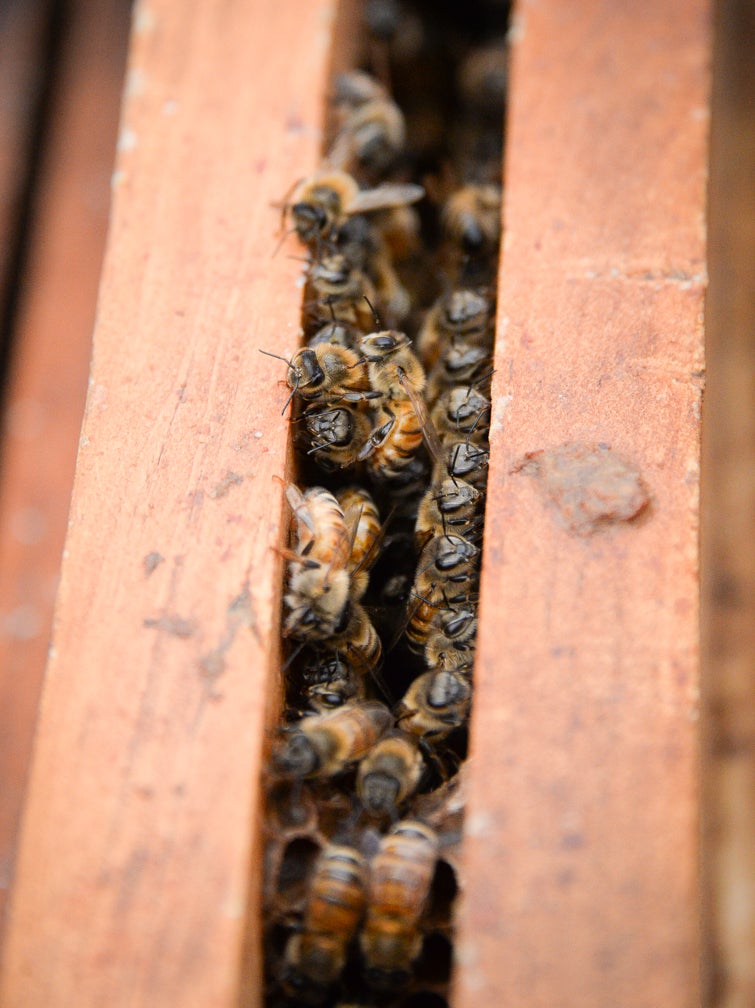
[0,0,714,1004]
[702,0,755,1005]
[0,0,129,929]
[453,1,709,1005]
[0,1,346,1005]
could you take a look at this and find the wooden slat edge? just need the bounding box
[454,0,709,1004]
[0,1,342,1005]
[0,0,129,933]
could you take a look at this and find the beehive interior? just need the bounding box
[262,2,510,1005]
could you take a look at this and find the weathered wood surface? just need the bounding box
[454,1,709,1006]
[0,0,129,929]
[702,1,755,1005]
[0,1,344,1004]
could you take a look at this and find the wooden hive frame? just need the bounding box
[0,0,711,1005]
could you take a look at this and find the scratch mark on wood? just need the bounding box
[208,471,244,499]
[143,551,165,576]
[143,613,197,637]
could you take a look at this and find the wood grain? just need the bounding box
[702,0,755,1004]
[454,1,709,1005]
[0,0,129,930]
[0,1,341,1005]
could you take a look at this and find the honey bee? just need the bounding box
[328,71,406,179]
[416,287,493,370]
[424,607,477,672]
[335,486,383,601]
[439,439,490,490]
[425,340,492,406]
[357,329,425,400]
[431,385,491,446]
[286,484,351,569]
[415,477,484,546]
[273,344,377,410]
[283,485,353,643]
[395,669,472,740]
[305,253,378,332]
[272,700,392,779]
[300,404,373,472]
[356,732,424,818]
[300,654,367,714]
[357,330,448,475]
[442,183,502,257]
[336,215,411,326]
[360,398,424,485]
[283,843,367,995]
[328,601,384,677]
[457,39,508,119]
[307,318,360,350]
[360,819,440,988]
[413,533,480,605]
[285,168,424,249]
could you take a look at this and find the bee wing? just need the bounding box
[398,370,448,475]
[285,483,316,552]
[344,182,425,215]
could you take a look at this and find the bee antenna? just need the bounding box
[281,640,307,674]
[259,348,294,367]
[472,366,495,390]
[363,295,382,327]
[271,225,297,259]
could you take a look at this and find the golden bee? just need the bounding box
[286,484,351,569]
[360,819,440,988]
[357,329,426,401]
[356,732,424,818]
[300,403,373,472]
[283,485,353,643]
[425,339,492,406]
[299,654,367,714]
[305,252,378,332]
[307,318,360,350]
[415,476,484,546]
[416,287,493,370]
[442,182,502,257]
[360,398,424,485]
[285,167,424,249]
[412,533,480,607]
[395,669,472,740]
[328,601,384,676]
[424,607,478,672]
[439,439,490,490]
[328,71,407,179]
[431,385,491,445]
[357,330,448,476]
[335,486,383,601]
[283,843,367,994]
[336,215,411,327]
[278,344,378,410]
[272,700,392,779]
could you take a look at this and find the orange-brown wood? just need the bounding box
[0,0,129,928]
[0,1,344,1004]
[454,1,709,1006]
[702,1,755,1004]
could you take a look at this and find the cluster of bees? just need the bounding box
[262,3,508,1006]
